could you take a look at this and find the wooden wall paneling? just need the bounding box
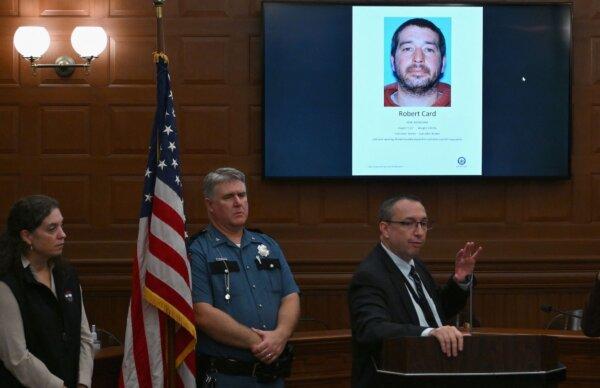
[249,104,262,154]
[249,35,261,85]
[524,181,573,222]
[591,174,600,221]
[109,175,144,225]
[178,105,230,154]
[319,183,369,224]
[178,0,230,18]
[181,175,209,226]
[108,105,155,155]
[287,331,352,388]
[39,0,90,16]
[108,0,155,17]
[455,182,507,223]
[109,36,156,85]
[0,105,19,153]
[0,37,18,85]
[0,175,20,219]
[40,105,91,154]
[247,175,300,223]
[83,290,131,341]
[0,0,18,16]
[591,36,600,85]
[41,174,91,225]
[180,36,229,85]
[299,288,350,330]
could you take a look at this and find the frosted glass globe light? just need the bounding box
[71,27,107,58]
[13,26,50,58]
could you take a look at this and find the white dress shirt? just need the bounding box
[380,242,443,336]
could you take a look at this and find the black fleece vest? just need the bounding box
[0,263,82,388]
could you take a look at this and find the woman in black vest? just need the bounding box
[0,195,94,388]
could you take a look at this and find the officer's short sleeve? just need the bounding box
[189,238,213,304]
[267,237,300,297]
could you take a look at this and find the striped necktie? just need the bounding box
[409,265,439,328]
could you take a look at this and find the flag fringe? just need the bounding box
[176,339,196,366]
[143,286,196,367]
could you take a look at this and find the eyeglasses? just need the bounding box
[384,219,432,231]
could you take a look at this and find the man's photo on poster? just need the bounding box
[383,17,452,107]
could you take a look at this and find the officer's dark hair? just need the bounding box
[203,167,246,199]
[0,195,60,275]
[379,194,424,222]
[390,18,446,58]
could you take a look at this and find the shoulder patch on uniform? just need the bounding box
[188,228,208,244]
[246,227,265,235]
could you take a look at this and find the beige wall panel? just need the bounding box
[109,176,143,224]
[108,105,154,155]
[109,37,156,85]
[0,37,19,85]
[247,175,299,223]
[455,183,507,223]
[180,36,229,84]
[41,175,91,225]
[179,105,229,153]
[0,105,19,153]
[39,0,90,16]
[41,106,90,154]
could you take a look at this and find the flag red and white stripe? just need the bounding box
[120,55,196,388]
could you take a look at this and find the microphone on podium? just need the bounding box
[540,304,583,330]
[540,304,582,319]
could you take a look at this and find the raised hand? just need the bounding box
[454,241,482,283]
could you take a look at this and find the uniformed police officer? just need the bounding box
[190,167,300,388]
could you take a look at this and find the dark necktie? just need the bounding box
[409,265,439,328]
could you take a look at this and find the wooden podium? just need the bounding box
[376,333,566,387]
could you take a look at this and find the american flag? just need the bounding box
[120,56,196,388]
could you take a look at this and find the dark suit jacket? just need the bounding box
[348,244,470,388]
[583,277,600,337]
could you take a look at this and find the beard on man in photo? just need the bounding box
[393,59,444,96]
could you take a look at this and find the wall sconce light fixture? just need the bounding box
[14,26,107,77]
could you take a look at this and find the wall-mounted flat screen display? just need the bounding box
[263,2,571,178]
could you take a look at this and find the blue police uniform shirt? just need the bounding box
[189,224,300,362]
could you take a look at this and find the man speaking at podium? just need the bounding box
[348,195,481,388]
